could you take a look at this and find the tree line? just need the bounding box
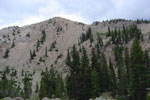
[65,38,150,100]
[0,25,149,100]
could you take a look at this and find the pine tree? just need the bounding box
[39,76,47,99]
[124,47,130,81]
[91,69,100,98]
[36,39,40,51]
[39,67,57,99]
[108,58,117,97]
[97,33,103,46]
[11,39,15,48]
[65,49,71,66]
[144,50,150,88]
[117,50,128,98]
[86,27,92,39]
[91,48,98,70]
[122,25,128,44]
[90,34,94,43]
[41,30,46,44]
[45,47,48,57]
[55,73,64,98]
[35,82,39,93]
[69,45,80,100]
[30,50,33,60]
[32,49,36,57]
[0,71,8,98]
[100,53,110,92]
[66,74,73,99]
[22,72,32,99]
[107,26,111,36]
[78,47,92,100]
[129,38,147,100]
[3,48,9,58]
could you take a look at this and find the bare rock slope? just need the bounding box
[0,17,150,90]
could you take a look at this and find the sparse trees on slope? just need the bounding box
[0,68,22,99]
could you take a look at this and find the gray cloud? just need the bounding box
[0,0,150,29]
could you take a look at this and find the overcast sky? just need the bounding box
[0,0,150,29]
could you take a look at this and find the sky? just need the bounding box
[0,0,150,29]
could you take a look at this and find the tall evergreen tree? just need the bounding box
[107,26,111,36]
[108,58,117,97]
[36,39,40,51]
[22,72,32,99]
[100,53,110,92]
[90,34,94,43]
[129,38,147,100]
[35,82,39,93]
[32,49,36,57]
[66,45,80,100]
[86,27,92,39]
[117,52,128,98]
[0,71,8,98]
[45,47,48,57]
[41,30,46,44]
[124,47,130,81]
[39,67,57,99]
[30,50,33,60]
[91,48,98,71]
[3,48,9,58]
[144,50,150,88]
[55,73,64,98]
[65,49,71,67]
[90,48,101,97]
[91,69,100,98]
[11,39,15,48]
[78,47,92,100]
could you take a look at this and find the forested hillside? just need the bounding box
[0,18,150,100]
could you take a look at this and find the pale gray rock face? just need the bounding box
[42,97,61,100]
[3,97,12,100]
[0,17,150,93]
[13,97,24,100]
[95,97,105,100]
[3,97,24,100]
[42,97,50,100]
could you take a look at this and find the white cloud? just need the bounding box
[0,19,3,23]
[0,0,88,29]
[0,0,150,29]
[0,16,45,29]
[55,13,89,24]
[38,0,88,23]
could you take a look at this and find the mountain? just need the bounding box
[0,17,150,92]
